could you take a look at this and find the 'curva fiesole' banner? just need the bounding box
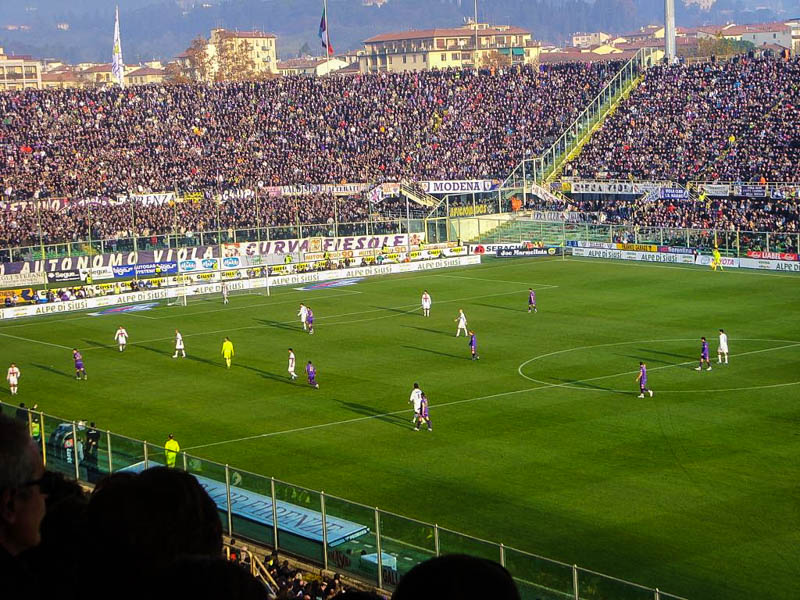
[0,234,422,276]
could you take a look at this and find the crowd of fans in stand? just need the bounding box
[0,193,372,248]
[566,55,800,183]
[1,62,618,200]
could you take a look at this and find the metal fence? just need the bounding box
[2,401,686,600]
[452,215,800,256]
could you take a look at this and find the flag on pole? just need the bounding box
[112,6,125,87]
[318,5,334,56]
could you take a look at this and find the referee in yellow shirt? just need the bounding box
[222,337,235,369]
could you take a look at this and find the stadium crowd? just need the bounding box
[1,62,618,200]
[0,193,371,248]
[566,55,800,183]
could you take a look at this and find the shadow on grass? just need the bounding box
[402,345,468,360]
[471,302,523,313]
[373,305,415,315]
[401,324,452,337]
[619,353,672,366]
[335,399,411,429]
[638,348,691,360]
[31,363,73,378]
[256,319,299,332]
[237,363,297,386]
[549,377,615,392]
[82,339,113,350]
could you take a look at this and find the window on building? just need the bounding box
[452,53,459,60]
[436,39,445,49]
[412,55,416,63]
[441,53,446,61]
[403,55,407,63]
[24,66,36,77]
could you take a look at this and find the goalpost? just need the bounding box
[166,265,271,307]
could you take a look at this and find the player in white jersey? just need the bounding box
[454,308,468,337]
[298,303,309,331]
[7,363,20,395]
[409,382,423,427]
[114,326,129,352]
[421,290,432,317]
[222,282,229,305]
[287,348,297,380]
[172,329,186,358]
[717,329,729,364]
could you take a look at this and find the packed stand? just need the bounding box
[0,193,371,248]
[578,196,800,234]
[566,55,800,183]
[0,63,619,200]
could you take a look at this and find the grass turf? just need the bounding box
[1,256,799,599]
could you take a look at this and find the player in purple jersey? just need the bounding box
[415,392,433,431]
[72,348,87,380]
[468,331,479,360]
[527,288,537,313]
[306,361,319,388]
[636,361,653,398]
[695,337,712,371]
[306,307,315,335]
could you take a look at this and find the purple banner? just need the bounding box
[0,246,217,275]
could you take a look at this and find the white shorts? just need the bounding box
[8,377,18,386]
[719,343,728,353]
[176,343,184,350]
[422,302,431,309]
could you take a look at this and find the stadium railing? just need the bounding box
[454,216,800,257]
[2,401,687,600]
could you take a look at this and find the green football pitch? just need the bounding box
[2,256,799,599]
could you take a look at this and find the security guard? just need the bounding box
[164,433,180,468]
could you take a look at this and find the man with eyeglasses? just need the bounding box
[0,413,48,597]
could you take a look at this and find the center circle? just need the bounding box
[517,338,800,394]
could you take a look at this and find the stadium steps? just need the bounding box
[399,184,438,208]
[548,73,645,183]
[524,47,658,185]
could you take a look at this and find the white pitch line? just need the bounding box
[0,331,73,350]
[183,339,800,451]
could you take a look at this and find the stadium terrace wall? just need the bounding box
[3,401,687,600]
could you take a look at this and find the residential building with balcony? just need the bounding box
[0,47,42,91]
[359,22,540,74]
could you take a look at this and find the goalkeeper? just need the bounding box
[221,337,235,369]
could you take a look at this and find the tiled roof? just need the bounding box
[128,67,167,77]
[365,26,530,44]
[217,29,276,39]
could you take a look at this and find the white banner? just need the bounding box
[572,247,696,264]
[419,180,500,194]
[570,181,661,195]
[118,192,176,206]
[700,184,730,197]
[0,271,46,287]
[80,266,115,281]
[694,255,740,268]
[739,257,800,272]
[0,256,481,320]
